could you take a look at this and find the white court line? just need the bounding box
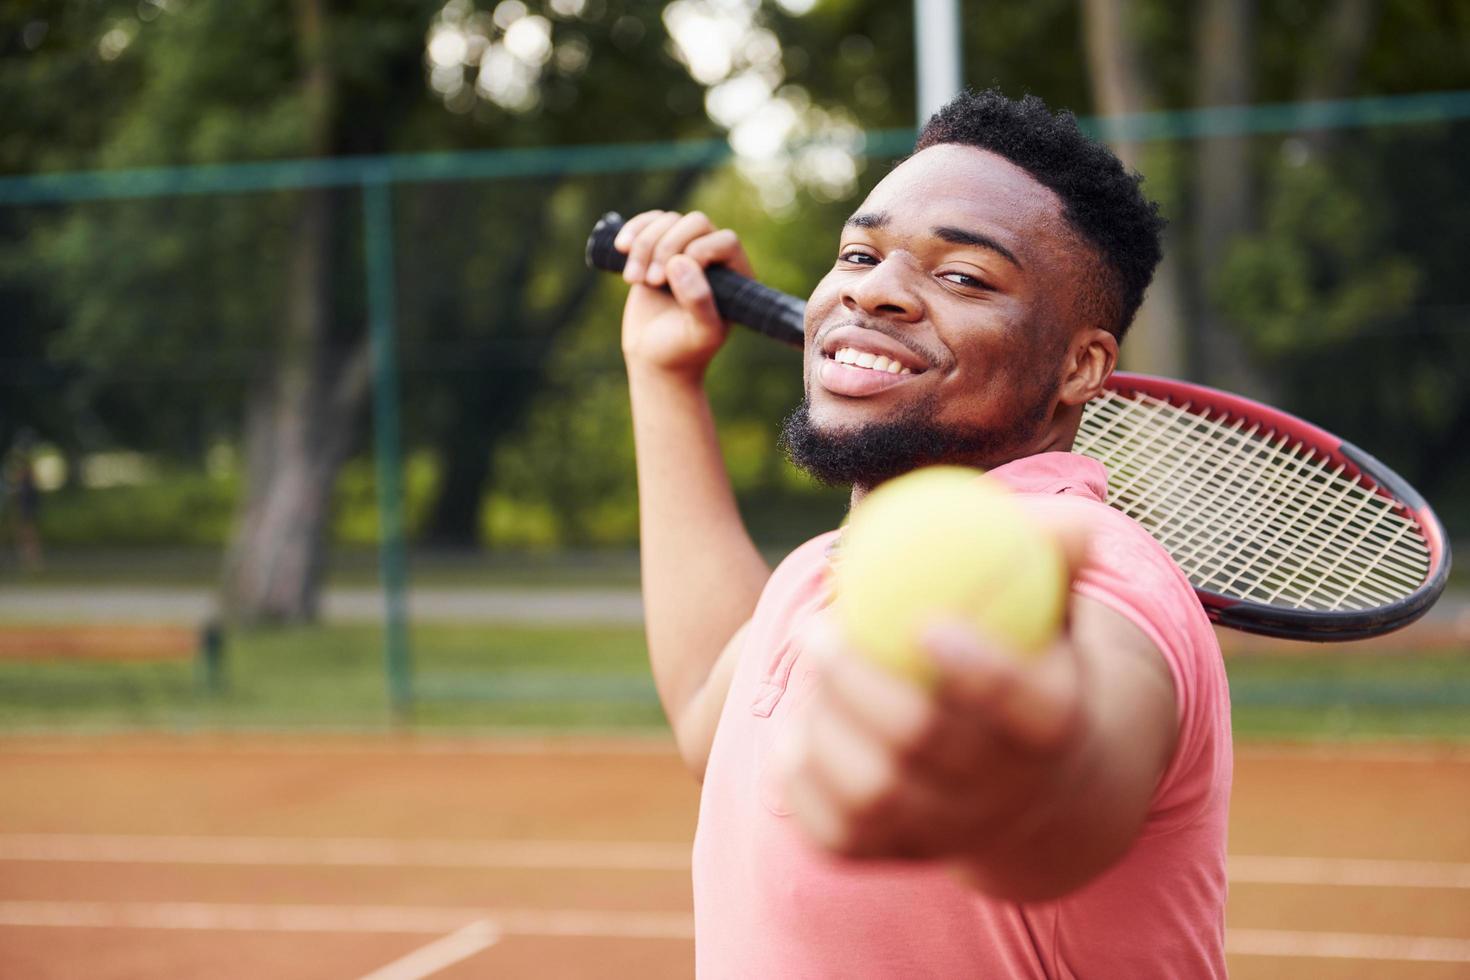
[1233,743,1470,764]
[0,901,695,940]
[1229,855,1470,889]
[356,919,500,980]
[0,901,480,934]
[1227,929,1470,963]
[0,901,1466,962]
[9,835,1470,889]
[0,834,691,871]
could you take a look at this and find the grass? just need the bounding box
[0,624,663,732]
[1225,650,1470,739]
[0,623,1467,739]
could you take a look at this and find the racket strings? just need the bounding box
[1093,433,1374,609]
[1222,445,1397,607]
[1076,389,1432,612]
[1081,397,1423,552]
[1083,393,1429,609]
[1081,403,1335,601]
[1088,396,1427,609]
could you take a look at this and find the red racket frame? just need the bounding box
[1102,372,1451,640]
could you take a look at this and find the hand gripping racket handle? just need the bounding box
[586,215,1449,641]
[586,212,807,349]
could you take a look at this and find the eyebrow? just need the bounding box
[844,211,1022,269]
[846,210,890,229]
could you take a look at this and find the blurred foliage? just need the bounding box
[1216,123,1470,519]
[34,470,237,547]
[2,0,723,550]
[2,0,1469,556]
[482,161,875,550]
[1218,158,1420,357]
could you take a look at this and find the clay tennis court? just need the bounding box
[0,734,1466,979]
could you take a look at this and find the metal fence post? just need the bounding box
[362,169,413,718]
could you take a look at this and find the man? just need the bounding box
[615,90,1231,978]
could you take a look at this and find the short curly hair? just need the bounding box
[915,89,1165,339]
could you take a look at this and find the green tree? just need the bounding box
[8,0,725,617]
[0,3,142,466]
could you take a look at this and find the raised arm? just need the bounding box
[617,211,773,773]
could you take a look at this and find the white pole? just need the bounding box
[914,0,964,124]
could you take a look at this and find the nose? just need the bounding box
[841,254,924,322]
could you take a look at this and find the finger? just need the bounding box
[805,616,930,753]
[664,255,725,334]
[791,708,956,860]
[814,619,988,784]
[803,689,900,814]
[783,760,850,853]
[684,228,756,279]
[612,210,666,252]
[923,622,1081,754]
[647,211,715,286]
[623,211,681,283]
[774,721,850,850]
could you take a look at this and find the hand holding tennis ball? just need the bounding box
[832,466,1068,684]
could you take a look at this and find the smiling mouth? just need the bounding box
[815,341,928,399]
[827,346,916,376]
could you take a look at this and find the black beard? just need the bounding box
[778,390,1054,491]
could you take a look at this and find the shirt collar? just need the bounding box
[985,451,1109,502]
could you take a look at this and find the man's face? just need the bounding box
[785,144,1090,489]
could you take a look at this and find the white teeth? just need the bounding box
[831,346,914,375]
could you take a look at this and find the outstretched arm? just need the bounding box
[778,517,1178,901]
[618,211,773,774]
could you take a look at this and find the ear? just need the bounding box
[1057,328,1117,407]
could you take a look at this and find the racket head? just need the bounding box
[1078,372,1452,641]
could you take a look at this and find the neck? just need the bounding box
[845,410,1083,508]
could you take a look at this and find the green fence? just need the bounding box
[1,91,1467,728]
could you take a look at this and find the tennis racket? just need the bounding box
[588,212,1452,641]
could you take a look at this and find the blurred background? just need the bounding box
[1,4,1468,978]
[0,0,1467,729]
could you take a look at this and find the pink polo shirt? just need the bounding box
[692,452,1232,978]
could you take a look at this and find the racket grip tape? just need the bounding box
[586,212,807,349]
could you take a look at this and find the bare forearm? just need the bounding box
[629,365,770,718]
[613,210,772,731]
[958,601,1177,902]
[959,707,1164,901]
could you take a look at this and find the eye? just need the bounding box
[939,270,992,291]
[838,248,878,266]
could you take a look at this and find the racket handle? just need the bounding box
[586,212,807,349]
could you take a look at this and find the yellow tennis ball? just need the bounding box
[832,466,1067,684]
